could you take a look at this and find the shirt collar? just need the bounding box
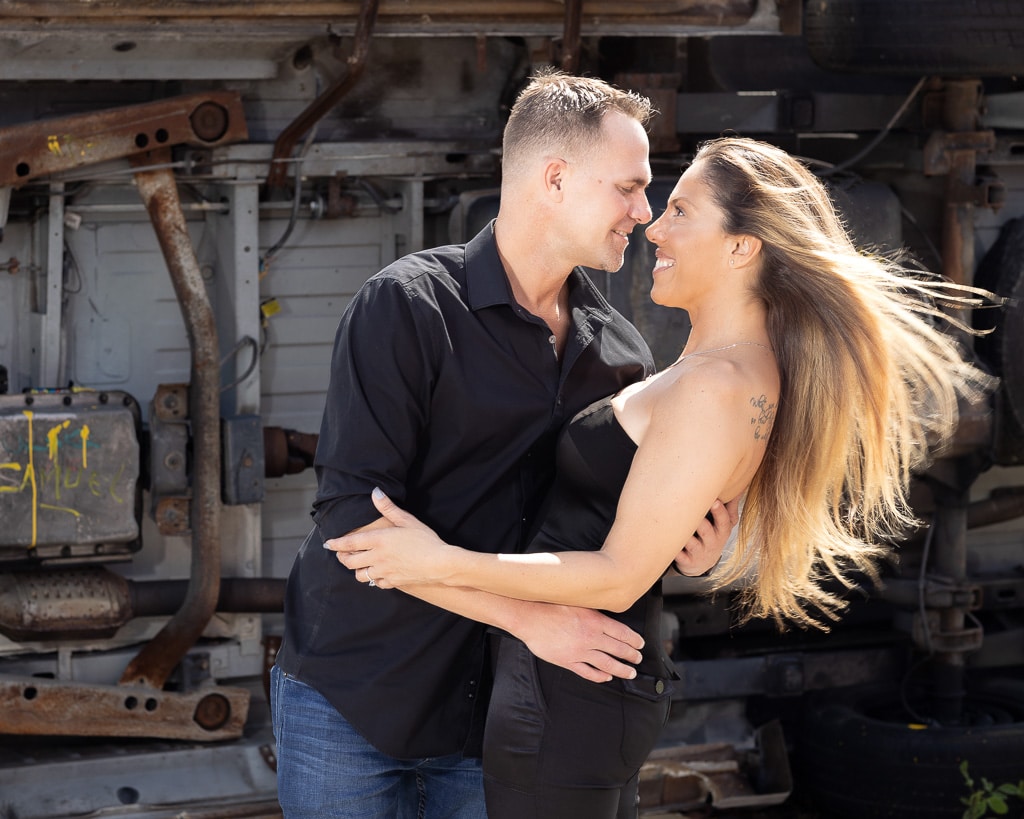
[465,221,515,311]
[465,220,614,324]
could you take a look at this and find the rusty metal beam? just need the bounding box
[0,92,247,188]
[0,674,249,741]
[0,0,756,23]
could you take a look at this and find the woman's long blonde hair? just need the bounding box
[698,137,996,629]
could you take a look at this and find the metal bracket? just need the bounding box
[0,673,249,741]
[0,91,247,188]
[879,575,983,610]
[149,383,191,535]
[911,610,985,654]
[923,129,996,171]
[922,130,1005,208]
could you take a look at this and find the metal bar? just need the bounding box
[38,183,65,386]
[119,147,223,691]
[0,674,249,741]
[0,92,247,188]
[930,79,986,724]
[0,0,755,21]
[560,0,582,74]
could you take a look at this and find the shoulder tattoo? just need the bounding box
[749,395,776,440]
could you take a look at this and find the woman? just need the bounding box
[328,136,994,817]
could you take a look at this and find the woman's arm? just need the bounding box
[330,366,761,612]
[340,517,645,681]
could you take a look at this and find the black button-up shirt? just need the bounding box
[276,222,654,759]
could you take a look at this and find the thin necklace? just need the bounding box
[673,341,771,366]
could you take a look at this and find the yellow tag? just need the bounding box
[260,299,281,319]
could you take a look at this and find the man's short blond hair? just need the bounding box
[501,69,653,180]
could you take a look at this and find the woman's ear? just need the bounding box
[729,235,762,268]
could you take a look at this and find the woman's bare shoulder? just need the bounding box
[652,355,778,432]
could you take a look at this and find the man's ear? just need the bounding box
[543,157,567,200]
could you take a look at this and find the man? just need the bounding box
[272,70,736,818]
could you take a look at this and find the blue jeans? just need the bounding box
[271,665,487,819]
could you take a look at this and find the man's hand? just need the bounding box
[671,497,740,577]
[337,491,646,682]
[511,603,645,683]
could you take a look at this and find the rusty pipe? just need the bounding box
[560,0,583,74]
[119,147,223,690]
[130,577,286,618]
[967,485,1024,529]
[266,0,381,190]
[929,80,986,723]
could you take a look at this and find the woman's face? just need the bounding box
[644,161,733,308]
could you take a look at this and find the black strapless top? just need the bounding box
[528,396,673,679]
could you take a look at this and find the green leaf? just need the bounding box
[987,794,1008,814]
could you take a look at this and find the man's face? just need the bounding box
[559,111,653,273]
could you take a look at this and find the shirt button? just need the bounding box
[655,680,665,694]
[548,334,556,344]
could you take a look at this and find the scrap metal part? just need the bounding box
[0,91,247,189]
[0,91,251,739]
[0,674,250,741]
[639,721,792,813]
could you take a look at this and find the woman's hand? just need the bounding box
[671,496,739,577]
[324,488,457,589]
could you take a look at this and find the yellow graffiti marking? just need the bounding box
[80,424,90,469]
[2,410,129,548]
[109,460,125,503]
[48,419,70,461]
[39,502,82,518]
[46,420,72,502]
[25,411,38,547]
[0,462,31,495]
[63,466,81,489]
[47,135,61,155]
[0,462,24,492]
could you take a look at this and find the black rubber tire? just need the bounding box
[974,217,1024,392]
[804,0,1024,77]
[798,679,1024,818]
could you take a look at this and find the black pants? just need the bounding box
[482,635,672,819]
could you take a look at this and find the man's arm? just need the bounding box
[418,586,644,683]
